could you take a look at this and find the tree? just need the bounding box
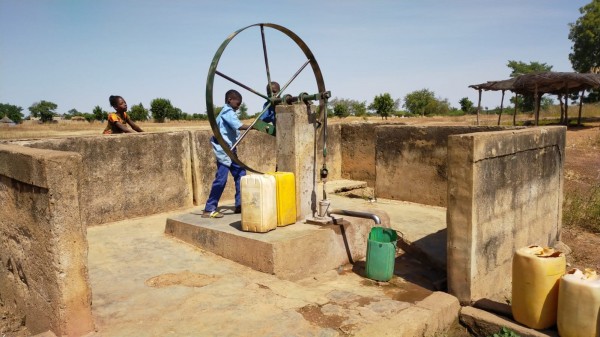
[369,93,395,120]
[129,103,149,121]
[352,101,367,117]
[92,105,106,121]
[0,103,24,123]
[459,97,474,114]
[29,100,57,122]
[238,103,249,120]
[507,60,553,111]
[569,0,600,102]
[403,89,435,116]
[333,102,350,118]
[150,98,175,122]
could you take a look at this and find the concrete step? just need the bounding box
[164,209,387,281]
[460,306,559,337]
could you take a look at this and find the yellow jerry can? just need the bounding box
[557,268,600,337]
[511,245,566,329]
[266,172,296,227]
[241,174,277,233]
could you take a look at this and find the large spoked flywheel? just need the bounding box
[206,23,328,174]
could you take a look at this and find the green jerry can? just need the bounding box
[365,227,398,282]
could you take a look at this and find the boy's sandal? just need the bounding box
[202,211,224,218]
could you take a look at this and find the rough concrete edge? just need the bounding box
[460,306,559,337]
[466,126,566,162]
[446,134,475,305]
[46,153,94,337]
[352,291,460,337]
[0,145,94,336]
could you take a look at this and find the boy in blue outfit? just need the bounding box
[260,81,280,125]
[203,89,251,218]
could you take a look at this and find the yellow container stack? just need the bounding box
[511,245,566,329]
[266,172,296,227]
[240,174,277,233]
[557,268,600,337]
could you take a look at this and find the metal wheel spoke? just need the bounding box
[277,59,311,98]
[216,70,269,101]
[260,25,273,97]
[231,103,272,151]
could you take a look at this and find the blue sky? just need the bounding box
[0,0,590,116]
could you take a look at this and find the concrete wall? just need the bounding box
[0,144,93,336]
[447,126,565,304]
[12,132,193,226]
[374,126,507,207]
[341,123,378,187]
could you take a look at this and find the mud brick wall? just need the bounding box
[0,144,93,336]
[12,132,193,226]
[447,126,565,304]
[374,125,506,206]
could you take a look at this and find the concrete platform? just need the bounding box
[165,210,387,281]
[86,209,461,337]
[165,180,448,281]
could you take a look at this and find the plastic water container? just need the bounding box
[365,227,398,282]
[557,268,600,337]
[241,174,277,233]
[511,245,566,329]
[266,172,296,227]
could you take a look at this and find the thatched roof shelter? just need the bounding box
[469,72,600,126]
[1,116,15,124]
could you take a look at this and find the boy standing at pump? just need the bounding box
[203,89,252,219]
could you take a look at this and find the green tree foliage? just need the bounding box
[29,100,57,122]
[507,60,553,112]
[459,97,474,113]
[0,103,24,123]
[569,0,600,73]
[92,105,107,121]
[333,102,350,118]
[129,103,149,121]
[369,93,395,120]
[328,98,368,117]
[238,103,249,119]
[150,98,176,122]
[403,89,435,116]
[352,101,367,117]
[569,0,600,102]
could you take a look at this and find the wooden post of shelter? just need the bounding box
[513,93,517,126]
[578,90,584,126]
[564,90,569,126]
[497,90,505,126]
[558,94,564,124]
[476,89,481,126]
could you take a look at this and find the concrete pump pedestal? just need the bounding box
[165,204,389,281]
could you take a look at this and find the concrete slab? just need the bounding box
[86,209,458,337]
[165,180,447,281]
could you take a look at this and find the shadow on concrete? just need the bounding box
[396,228,447,273]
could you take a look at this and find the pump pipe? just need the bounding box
[327,209,382,225]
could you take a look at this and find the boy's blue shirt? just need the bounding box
[211,104,243,167]
[260,101,276,123]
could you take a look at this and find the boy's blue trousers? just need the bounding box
[204,160,246,212]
